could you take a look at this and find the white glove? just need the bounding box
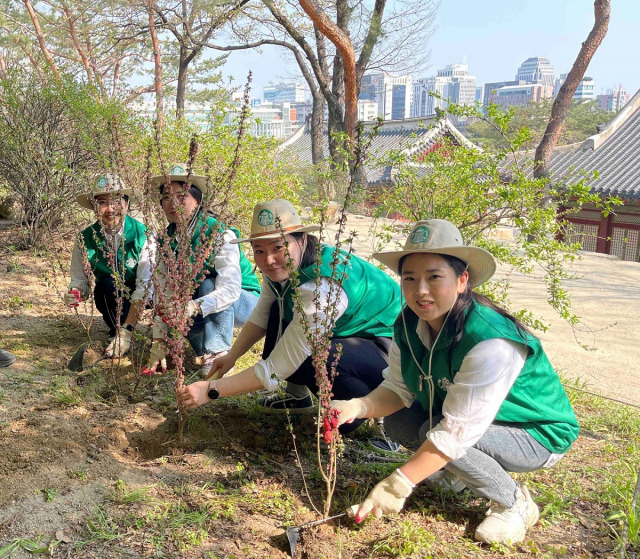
[141,340,167,376]
[64,289,83,307]
[152,315,168,339]
[329,398,368,426]
[185,299,202,318]
[355,469,414,522]
[105,327,132,357]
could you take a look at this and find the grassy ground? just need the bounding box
[1,244,639,559]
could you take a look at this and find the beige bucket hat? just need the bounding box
[373,219,497,287]
[231,199,321,244]
[150,162,210,197]
[76,173,132,210]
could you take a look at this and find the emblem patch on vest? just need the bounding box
[410,226,430,244]
[438,377,451,392]
[258,209,274,226]
[125,257,137,268]
[96,176,108,189]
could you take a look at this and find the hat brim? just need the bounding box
[231,224,321,244]
[150,173,210,198]
[373,246,497,288]
[76,189,133,210]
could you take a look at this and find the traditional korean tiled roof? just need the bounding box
[278,115,480,185]
[546,88,640,200]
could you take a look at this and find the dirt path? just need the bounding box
[329,215,640,407]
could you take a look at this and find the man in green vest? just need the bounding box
[65,174,154,357]
[328,219,579,545]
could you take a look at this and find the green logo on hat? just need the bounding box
[258,209,274,227]
[171,165,185,174]
[410,226,430,244]
[96,176,108,189]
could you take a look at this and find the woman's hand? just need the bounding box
[353,469,414,523]
[329,398,368,426]
[141,338,166,376]
[177,381,211,409]
[206,352,237,380]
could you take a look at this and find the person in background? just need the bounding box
[176,198,402,437]
[329,219,579,545]
[65,174,154,357]
[142,164,260,377]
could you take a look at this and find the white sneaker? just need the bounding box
[425,470,467,493]
[475,484,539,544]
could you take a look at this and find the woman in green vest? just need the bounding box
[176,198,402,435]
[142,164,261,376]
[65,174,154,357]
[328,219,579,544]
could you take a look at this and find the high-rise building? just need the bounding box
[263,82,307,104]
[597,87,631,112]
[483,81,523,106]
[515,57,555,87]
[360,73,412,120]
[492,83,554,109]
[475,85,485,104]
[411,63,476,117]
[553,74,596,100]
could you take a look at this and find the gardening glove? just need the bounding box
[141,340,167,376]
[105,327,132,357]
[329,398,369,426]
[354,469,415,523]
[64,288,83,307]
[185,299,202,319]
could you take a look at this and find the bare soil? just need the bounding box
[0,217,637,558]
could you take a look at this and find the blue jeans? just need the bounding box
[385,402,553,507]
[187,278,258,356]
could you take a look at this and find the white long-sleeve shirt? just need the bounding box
[69,225,155,302]
[250,278,349,391]
[154,229,244,316]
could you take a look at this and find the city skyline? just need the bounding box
[220,0,639,102]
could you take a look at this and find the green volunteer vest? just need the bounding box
[166,213,261,295]
[395,301,579,454]
[268,244,401,339]
[80,215,147,286]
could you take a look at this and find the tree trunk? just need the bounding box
[298,0,357,145]
[22,0,60,80]
[148,2,164,128]
[176,51,189,119]
[534,0,610,179]
[310,90,325,165]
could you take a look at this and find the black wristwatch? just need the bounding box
[207,382,220,401]
[123,324,134,333]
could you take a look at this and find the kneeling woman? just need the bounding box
[177,198,401,434]
[143,164,261,375]
[329,219,579,544]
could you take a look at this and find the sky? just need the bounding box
[219,0,640,99]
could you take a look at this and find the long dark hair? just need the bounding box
[399,253,533,355]
[290,232,319,269]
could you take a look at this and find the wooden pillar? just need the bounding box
[596,212,613,254]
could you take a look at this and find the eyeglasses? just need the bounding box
[95,197,125,209]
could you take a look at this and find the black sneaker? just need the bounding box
[0,349,16,368]
[257,393,315,415]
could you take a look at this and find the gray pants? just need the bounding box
[385,402,552,507]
